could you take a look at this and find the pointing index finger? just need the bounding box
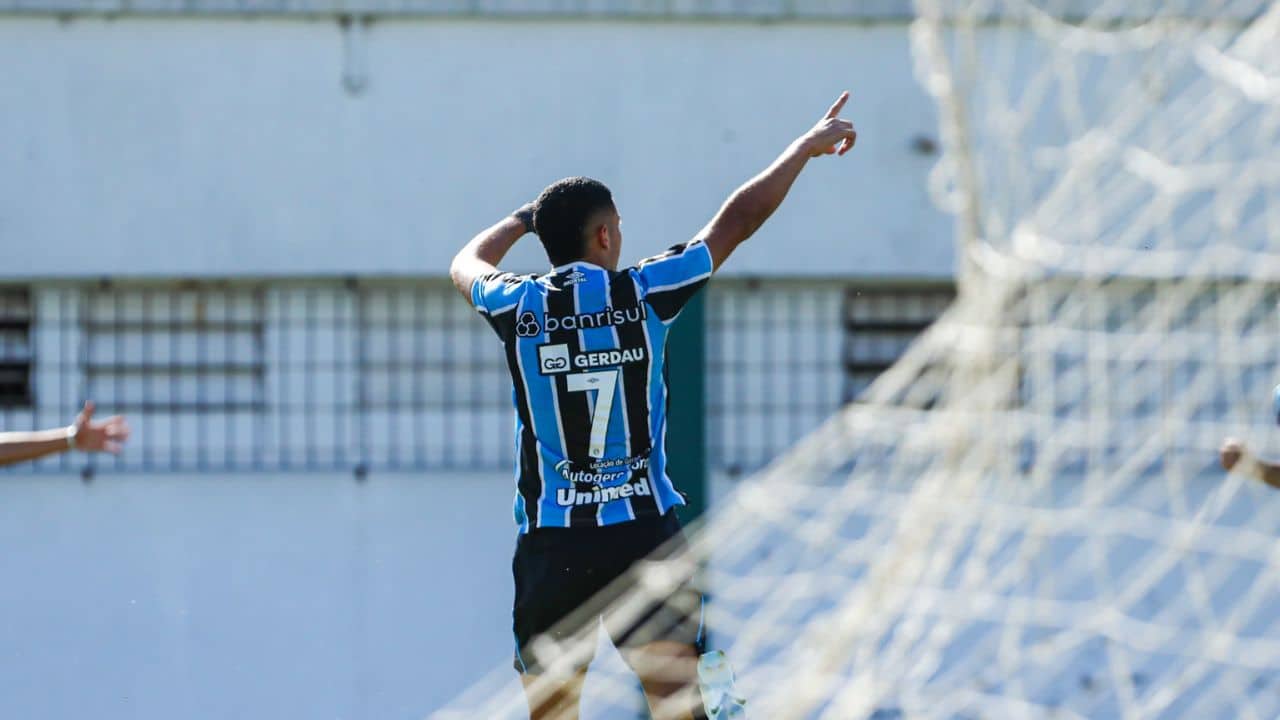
[824,91,850,119]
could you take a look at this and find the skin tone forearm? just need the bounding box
[1239,455,1280,489]
[698,91,857,270]
[699,141,813,266]
[0,427,80,467]
[449,214,529,301]
[1258,461,1280,489]
[1219,437,1280,489]
[0,401,130,468]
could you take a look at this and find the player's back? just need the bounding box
[469,240,713,532]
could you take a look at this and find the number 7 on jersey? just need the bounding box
[565,370,618,458]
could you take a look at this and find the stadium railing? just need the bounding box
[0,278,948,477]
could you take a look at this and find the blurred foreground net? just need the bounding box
[437,2,1280,717]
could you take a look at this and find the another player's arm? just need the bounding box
[0,401,130,468]
[1220,438,1280,489]
[697,91,857,270]
[449,203,535,301]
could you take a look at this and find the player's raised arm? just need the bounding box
[696,91,857,270]
[0,401,130,468]
[1220,437,1280,490]
[449,203,536,302]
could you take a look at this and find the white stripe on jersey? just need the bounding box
[654,408,670,516]
[631,274,661,515]
[514,423,528,531]
[572,276,590,528]
[610,320,636,522]
[512,293,547,530]
[480,299,521,316]
[602,274,637,524]
[547,322,570,530]
[645,270,712,295]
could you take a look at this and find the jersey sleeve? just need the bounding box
[632,240,714,323]
[470,271,530,337]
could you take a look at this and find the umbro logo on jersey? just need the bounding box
[538,344,647,375]
[515,312,542,337]
[564,271,588,286]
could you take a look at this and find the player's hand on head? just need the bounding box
[1220,437,1245,471]
[71,401,131,454]
[801,91,857,158]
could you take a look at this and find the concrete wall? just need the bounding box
[9,277,907,478]
[0,470,518,719]
[0,469,741,719]
[0,16,953,280]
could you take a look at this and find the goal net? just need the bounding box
[436,2,1280,718]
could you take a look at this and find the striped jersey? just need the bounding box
[471,240,714,532]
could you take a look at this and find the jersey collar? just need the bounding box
[552,260,607,274]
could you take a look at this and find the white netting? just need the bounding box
[436,2,1280,718]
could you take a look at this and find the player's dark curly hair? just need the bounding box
[532,177,616,267]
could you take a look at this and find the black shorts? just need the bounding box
[512,511,706,675]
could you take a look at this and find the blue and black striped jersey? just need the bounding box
[471,240,714,532]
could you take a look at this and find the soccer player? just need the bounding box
[0,401,130,467]
[1219,437,1280,489]
[450,92,857,719]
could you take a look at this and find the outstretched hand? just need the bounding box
[71,401,130,454]
[800,91,857,158]
[1220,437,1243,471]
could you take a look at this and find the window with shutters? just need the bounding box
[842,286,954,402]
[83,285,266,413]
[0,288,33,407]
